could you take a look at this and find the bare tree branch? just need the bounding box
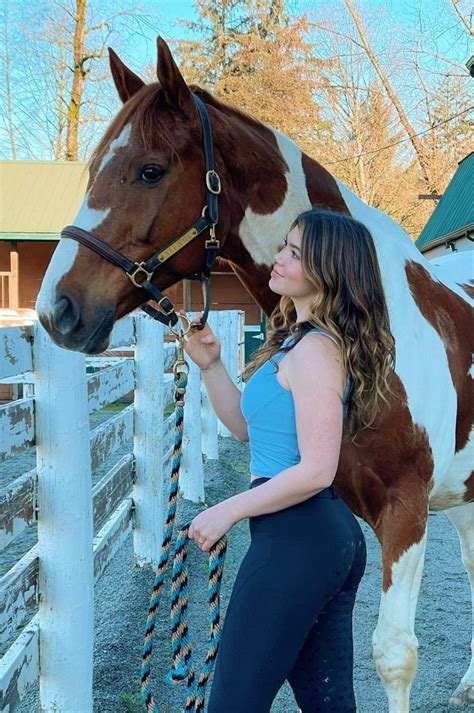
[341,0,436,191]
[450,0,474,35]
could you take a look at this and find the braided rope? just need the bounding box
[141,346,228,713]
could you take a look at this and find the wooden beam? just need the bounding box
[8,242,19,309]
[183,279,192,310]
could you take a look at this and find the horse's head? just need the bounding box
[36,38,230,353]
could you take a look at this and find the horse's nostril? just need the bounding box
[52,295,80,336]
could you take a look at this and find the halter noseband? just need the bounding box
[60,94,221,332]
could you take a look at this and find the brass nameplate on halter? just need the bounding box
[157,228,199,263]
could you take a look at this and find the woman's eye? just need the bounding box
[137,164,164,185]
[277,240,298,258]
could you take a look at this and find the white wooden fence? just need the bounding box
[0,309,245,712]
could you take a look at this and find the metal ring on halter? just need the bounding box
[169,313,192,337]
[173,360,190,376]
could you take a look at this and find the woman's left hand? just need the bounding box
[188,501,237,553]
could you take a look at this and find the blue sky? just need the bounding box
[126,0,470,70]
[1,0,470,160]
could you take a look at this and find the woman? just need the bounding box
[180,208,395,712]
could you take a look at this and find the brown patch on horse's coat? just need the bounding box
[335,371,433,591]
[464,471,474,502]
[405,261,473,456]
[301,154,349,213]
[460,280,474,299]
[194,89,289,217]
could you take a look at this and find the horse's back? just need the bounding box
[428,252,473,304]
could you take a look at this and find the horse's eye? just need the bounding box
[137,164,164,185]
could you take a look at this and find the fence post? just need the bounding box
[201,311,219,460]
[178,311,205,502]
[34,321,94,712]
[237,310,245,386]
[133,313,165,566]
[228,311,241,388]
[216,311,232,438]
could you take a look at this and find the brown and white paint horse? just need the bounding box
[36,38,473,712]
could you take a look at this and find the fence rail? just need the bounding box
[0,309,245,712]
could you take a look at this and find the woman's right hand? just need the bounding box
[179,310,221,371]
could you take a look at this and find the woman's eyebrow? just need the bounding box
[288,242,300,251]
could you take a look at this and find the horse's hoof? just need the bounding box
[450,683,474,708]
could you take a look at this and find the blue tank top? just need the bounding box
[240,328,352,478]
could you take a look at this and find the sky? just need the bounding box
[1,0,471,160]
[124,0,471,72]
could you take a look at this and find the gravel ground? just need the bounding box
[8,434,472,713]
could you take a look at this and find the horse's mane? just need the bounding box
[190,86,268,133]
[90,82,268,168]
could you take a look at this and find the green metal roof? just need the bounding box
[416,152,474,251]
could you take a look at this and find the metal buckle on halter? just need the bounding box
[157,295,175,316]
[206,170,221,195]
[205,232,220,247]
[127,262,154,288]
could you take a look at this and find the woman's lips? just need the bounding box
[271,268,283,277]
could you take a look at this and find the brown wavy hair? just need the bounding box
[242,209,396,444]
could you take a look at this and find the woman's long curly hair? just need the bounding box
[242,209,396,444]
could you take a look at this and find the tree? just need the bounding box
[1,0,16,158]
[306,0,473,237]
[341,0,437,193]
[0,0,158,160]
[174,0,328,157]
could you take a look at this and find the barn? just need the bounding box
[415,151,474,258]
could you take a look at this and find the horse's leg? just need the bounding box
[372,501,429,713]
[445,501,474,707]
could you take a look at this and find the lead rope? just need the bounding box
[141,328,228,713]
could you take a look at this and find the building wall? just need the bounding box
[422,235,473,259]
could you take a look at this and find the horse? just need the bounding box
[35,37,473,712]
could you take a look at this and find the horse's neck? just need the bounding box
[215,108,436,322]
[221,116,423,270]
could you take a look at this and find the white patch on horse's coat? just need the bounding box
[429,426,474,509]
[237,129,311,265]
[35,188,111,320]
[35,124,132,320]
[373,535,427,710]
[72,190,111,233]
[35,238,79,318]
[334,179,467,499]
[96,124,131,177]
[429,253,474,305]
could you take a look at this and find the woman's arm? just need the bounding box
[201,359,249,442]
[225,334,345,521]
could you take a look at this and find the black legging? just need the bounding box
[207,477,367,713]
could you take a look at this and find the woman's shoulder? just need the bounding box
[287,326,340,349]
[284,327,346,391]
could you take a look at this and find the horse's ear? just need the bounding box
[108,47,145,103]
[156,37,195,115]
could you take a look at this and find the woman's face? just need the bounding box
[269,226,315,301]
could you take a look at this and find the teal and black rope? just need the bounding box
[141,350,228,713]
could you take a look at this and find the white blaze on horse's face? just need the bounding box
[36,125,131,324]
[238,129,311,266]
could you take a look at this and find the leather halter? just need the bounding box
[61,95,221,331]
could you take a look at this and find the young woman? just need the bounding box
[180,208,395,712]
